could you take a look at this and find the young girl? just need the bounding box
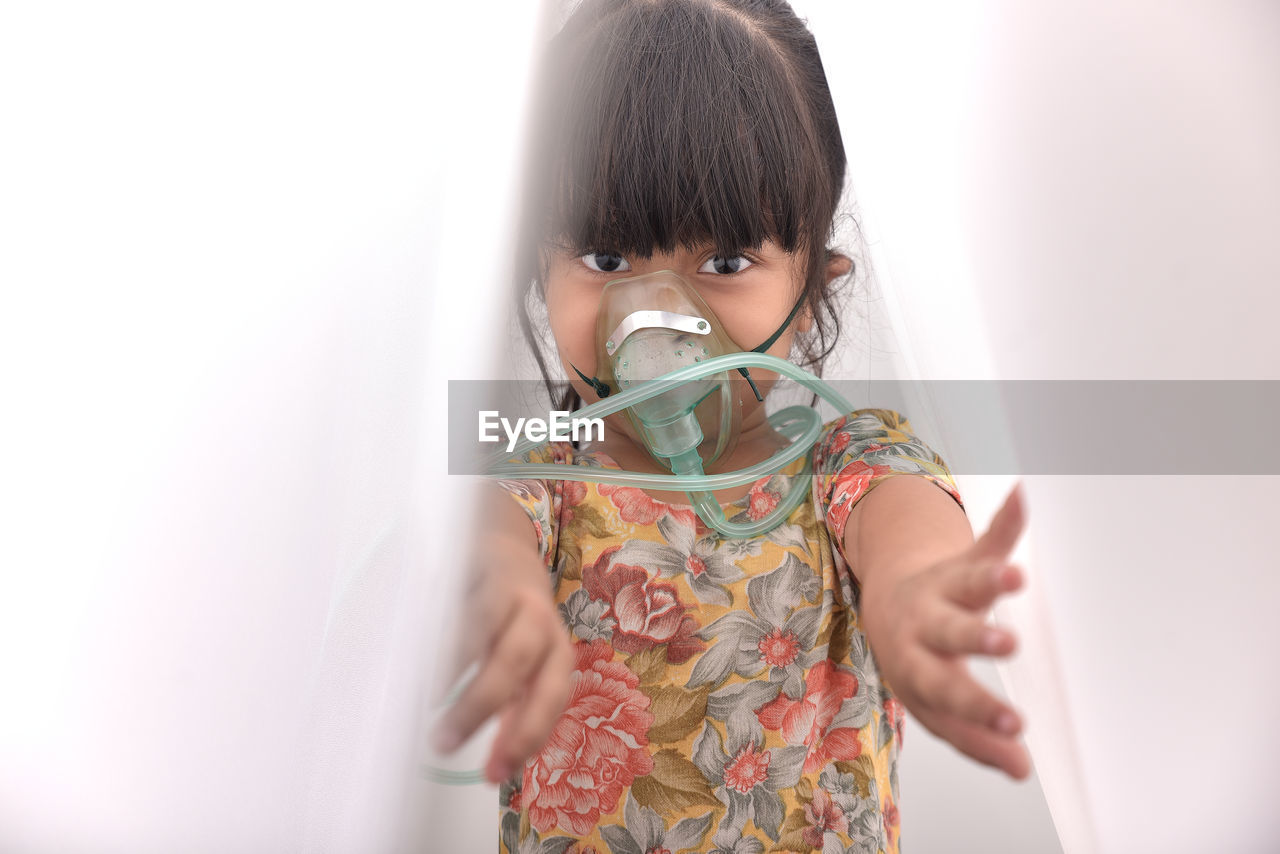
[437,1,1030,851]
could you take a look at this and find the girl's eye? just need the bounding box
[699,255,753,275]
[580,252,632,274]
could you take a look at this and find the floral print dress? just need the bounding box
[496,409,964,854]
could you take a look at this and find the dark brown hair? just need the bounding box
[515,0,853,412]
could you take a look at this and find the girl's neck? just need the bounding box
[582,405,795,508]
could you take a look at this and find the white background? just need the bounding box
[2,1,1277,852]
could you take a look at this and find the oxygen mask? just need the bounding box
[589,270,745,474]
[488,269,855,539]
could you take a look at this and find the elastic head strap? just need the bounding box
[735,291,808,402]
[751,291,808,355]
[571,363,611,399]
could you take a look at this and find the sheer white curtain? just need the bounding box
[795,1,1280,852]
[960,3,1280,851]
[793,2,1071,851]
[0,1,543,850]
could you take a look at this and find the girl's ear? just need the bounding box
[825,252,853,284]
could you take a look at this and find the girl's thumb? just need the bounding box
[971,482,1027,561]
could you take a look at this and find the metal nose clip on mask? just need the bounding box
[486,269,858,540]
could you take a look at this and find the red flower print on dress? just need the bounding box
[582,547,705,664]
[684,553,707,577]
[755,660,862,772]
[598,483,697,528]
[827,429,853,458]
[801,788,849,847]
[824,460,891,540]
[884,696,906,749]
[523,640,655,836]
[722,742,771,794]
[560,480,587,523]
[746,481,781,521]
[882,796,900,848]
[757,627,800,668]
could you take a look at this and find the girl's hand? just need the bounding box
[432,494,574,784]
[859,484,1032,780]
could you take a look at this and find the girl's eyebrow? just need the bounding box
[544,236,584,255]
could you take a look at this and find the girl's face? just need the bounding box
[540,238,850,465]
[542,238,808,412]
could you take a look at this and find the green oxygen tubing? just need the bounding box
[485,351,854,538]
[422,351,852,786]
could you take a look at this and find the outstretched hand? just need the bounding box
[860,483,1032,780]
[432,494,573,784]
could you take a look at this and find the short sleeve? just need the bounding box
[814,408,965,569]
[494,444,569,577]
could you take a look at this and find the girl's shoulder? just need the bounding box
[508,440,571,466]
[820,407,919,439]
[509,440,620,469]
[816,407,944,465]
[494,440,619,517]
[815,407,965,533]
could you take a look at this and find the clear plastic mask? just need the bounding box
[592,269,745,471]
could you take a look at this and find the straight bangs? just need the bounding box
[525,0,841,260]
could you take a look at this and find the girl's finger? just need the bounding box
[920,602,1018,658]
[436,573,511,704]
[485,632,574,783]
[434,604,552,753]
[969,482,1027,563]
[913,703,1032,781]
[906,654,1022,738]
[944,561,1024,611]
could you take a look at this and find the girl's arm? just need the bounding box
[845,476,1032,780]
[845,473,975,587]
[434,483,573,783]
